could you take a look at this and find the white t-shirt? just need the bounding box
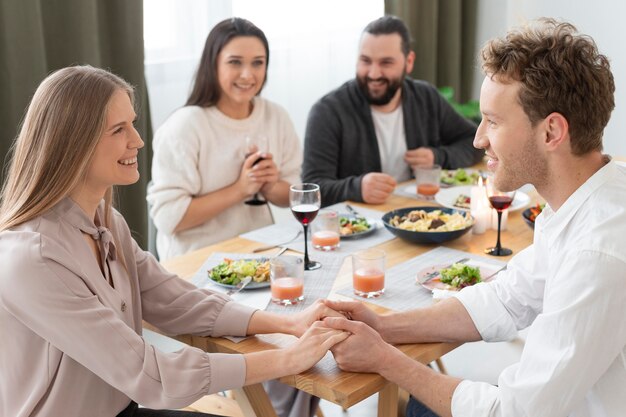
[371,105,411,181]
[452,159,626,417]
[147,97,302,260]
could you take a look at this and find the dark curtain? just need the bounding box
[0,0,152,248]
[385,0,478,102]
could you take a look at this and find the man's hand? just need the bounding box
[323,317,393,374]
[361,173,397,204]
[284,321,350,374]
[321,299,383,334]
[286,299,347,337]
[405,147,435,169]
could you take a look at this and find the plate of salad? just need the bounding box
[416,262,496,292]
[440,168,481,187]
[208,258,271,289]
[338,215,378,239]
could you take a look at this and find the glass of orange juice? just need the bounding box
[270,256,304,305]
[352,249,385,298]
[311,209,340,251]
[414,164,442,200]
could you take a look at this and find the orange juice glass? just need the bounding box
[352,249,385,298]
[414,164,442,200]
[270,256,304,305]
[312,209,340,251]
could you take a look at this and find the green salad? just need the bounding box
[339,216,370,235]
[440,169,481,186]
[209,258,269,285]
[440,263,482,289]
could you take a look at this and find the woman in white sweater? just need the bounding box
[147,18,318,417]
[147,18,302,261]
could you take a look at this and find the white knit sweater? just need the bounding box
[147,97,302,260]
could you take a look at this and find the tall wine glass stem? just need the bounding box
[495,211,503,254]
[303,224,310,268]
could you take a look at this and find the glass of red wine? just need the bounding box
[289,183,321,270]
[485,176,516,256]
[244,135,267,206]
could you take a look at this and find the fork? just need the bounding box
[252,230,302,253]
[422,257,470,281]
[226,276,252,296]
[345,204,365,219]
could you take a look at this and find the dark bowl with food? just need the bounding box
[381,206,474,244]
[522,208,535,229]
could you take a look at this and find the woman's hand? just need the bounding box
[285,299,348,337]
[236,152,265,198]
[249,152,280,193]
[321,299,383,334]
[284,321,349,374]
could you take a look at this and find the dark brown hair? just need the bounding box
[186,17,269,107]
[363,15,412,56]
[481,18,615,155]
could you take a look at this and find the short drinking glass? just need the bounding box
[352,249,385,298]
[270,256,304,306]
[414,164,442,200]
[312,209,341,251]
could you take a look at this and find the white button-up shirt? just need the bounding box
[452,159,626,417]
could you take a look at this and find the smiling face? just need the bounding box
[356,33,413,107]
[474,75,548,191]
[215,36,267,117]
[84,89,144,195]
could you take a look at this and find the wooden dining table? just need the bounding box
[159,183,538,417]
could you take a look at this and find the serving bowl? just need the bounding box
[522,208,535,229]
[381,206,474,244]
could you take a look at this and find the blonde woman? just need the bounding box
[0,66,347,417]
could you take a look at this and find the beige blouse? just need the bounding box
[0,198,257,416]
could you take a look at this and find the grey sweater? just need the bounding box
[302,78,483,206]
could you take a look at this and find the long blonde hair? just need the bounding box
[0,66,134,231]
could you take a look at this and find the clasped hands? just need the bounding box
[287,299,393,376]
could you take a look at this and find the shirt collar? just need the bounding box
[52,197,117,261]
[538,156,616,246]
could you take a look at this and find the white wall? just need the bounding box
[473,0,626,157]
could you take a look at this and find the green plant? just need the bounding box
[439,86,481,124]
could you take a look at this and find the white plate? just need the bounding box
[435,185,530,212]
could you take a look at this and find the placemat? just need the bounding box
[336,246,506,311]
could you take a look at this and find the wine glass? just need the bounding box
[243,135,268,206]
[484,175,516,256]
[289,183,321,270]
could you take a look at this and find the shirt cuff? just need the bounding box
[454,283,518,342]
[206,353,246,394]
[212,301,258,337]
[452,380,500,417]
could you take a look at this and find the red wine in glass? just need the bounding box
[244,136,267,206]
[488,195,513,211]
[485,177,516,256]
[289,184,321,270]
[291,204,319,225]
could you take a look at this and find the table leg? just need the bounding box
[232,384,279,417]
[377,381,399,417]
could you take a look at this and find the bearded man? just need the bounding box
[302,16,483,206]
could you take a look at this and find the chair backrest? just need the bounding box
[146,181,159,260]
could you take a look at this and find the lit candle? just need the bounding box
[471,177,489,234]
[491,208,509,231]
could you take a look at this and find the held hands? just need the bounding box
[285,321,350,375]
[361,173,397,204]
[288,299,348,337]
[321,299,383,334]
[323,317,392,374]
[404,147,435,169]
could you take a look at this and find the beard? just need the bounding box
[357,73,404,106]
[494,132,548,192]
